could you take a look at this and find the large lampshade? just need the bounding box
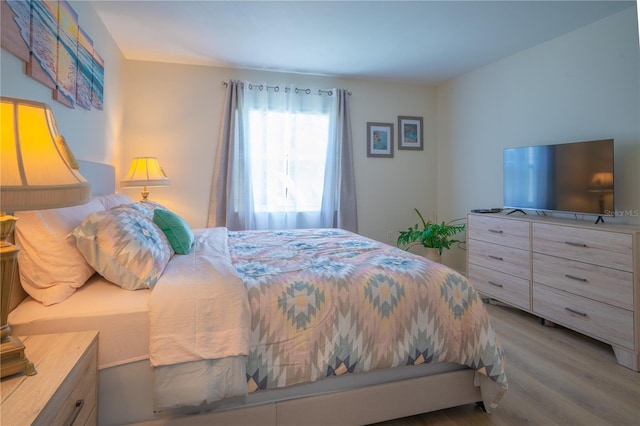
[1,97,91,211]
[120,157,170,201]
[1,96,91,378]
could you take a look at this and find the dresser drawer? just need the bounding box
[533,284,634,350]
[468,239,530,279]
[533,253,633,310]
[468,263,530,310]
[468,215,530,249]
[37,339,98,425]
[532,223,633,272]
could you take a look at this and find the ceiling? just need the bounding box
[90,0,636,85]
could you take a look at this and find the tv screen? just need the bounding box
[503,139,614,216]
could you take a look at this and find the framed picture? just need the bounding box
[398,116,423,150]
[367,122,394,158]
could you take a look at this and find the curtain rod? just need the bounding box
[222,81,351,96]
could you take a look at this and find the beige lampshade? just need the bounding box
[120,157,170,188]
[0,97,91,212]
[588,172,614,192]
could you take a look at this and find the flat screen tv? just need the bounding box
[503,139,614,217]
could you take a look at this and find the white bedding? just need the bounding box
[9,274,150,369]
[149,227,251,367]
[10,226,253,411]
[149,227,252,411]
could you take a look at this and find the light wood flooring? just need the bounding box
[376,302,640,426]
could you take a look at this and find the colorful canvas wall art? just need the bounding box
[1,0,31,61]
[26,0,58,89]
[53,0,79,107]
[76,27,93,110]
[1,0,104,110]
[91,50,104,110]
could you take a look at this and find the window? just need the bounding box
[210,81,357,232]
[248,110,329,213]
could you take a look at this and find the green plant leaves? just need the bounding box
[396,209,465,255]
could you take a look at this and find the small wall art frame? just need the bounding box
[367,122,394,158]
[398,116,423,150]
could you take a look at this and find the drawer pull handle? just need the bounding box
[565,274,587,282]
[488,255,503,261]
[65,399,84,426]
[564,241,587,248]
[565,307,587,317]
[488,281,504,288]
[488,229,503,234]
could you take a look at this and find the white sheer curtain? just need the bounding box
[208,80,357,232]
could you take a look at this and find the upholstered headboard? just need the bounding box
[9,160,116,311]
[77,159,116,195]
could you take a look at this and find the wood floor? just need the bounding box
[376,302,640,426]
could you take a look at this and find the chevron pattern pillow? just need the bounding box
[72,206,173,290]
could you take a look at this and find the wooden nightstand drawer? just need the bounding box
[1,331,98,426]
[468,263,530,310]
[533,284,634,350]
[468,215,530,249]
[468,239,530,279]
[38,337,98,425]
[533,223,633,272]
[533,253,633,310]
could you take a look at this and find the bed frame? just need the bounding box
[138,370,480,425]
[102,358,481,425]
[10,160,486,425]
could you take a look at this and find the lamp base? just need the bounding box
[0,214,36,378]
[1,335,36,378]
[140,187,150,202]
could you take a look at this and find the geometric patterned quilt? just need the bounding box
[228,228,507,398]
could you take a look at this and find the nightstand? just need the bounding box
[1,331,98,425]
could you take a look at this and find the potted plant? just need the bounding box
[397,208,466,262]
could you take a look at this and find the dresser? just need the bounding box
[1,331,98,425]
[467,213,640,371]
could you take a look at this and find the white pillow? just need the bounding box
[15,199,105,306]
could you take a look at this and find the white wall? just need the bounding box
[437,7,640,272]
[119,63,438,244]
[3,3,637,273]
[0,1,125,165]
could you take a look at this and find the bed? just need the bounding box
[7,160,507,425]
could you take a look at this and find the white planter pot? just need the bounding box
[423,247,442,263]
[405,245,442,263]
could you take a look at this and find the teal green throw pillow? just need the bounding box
[153,209,194,255]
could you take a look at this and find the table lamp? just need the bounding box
[1,97,91,378]
[120,157,170,202]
